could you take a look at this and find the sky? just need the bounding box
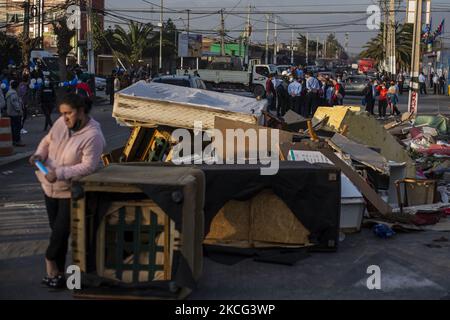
[106,0,450,54]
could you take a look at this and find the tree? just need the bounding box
[17,33,41,68]
[297,34,324,64]
[0,32,21,70]
[145,19,178,72]
[360,23,413,72]
[324,33,347,60]
[112,21,154,67]
[52,18,76,81]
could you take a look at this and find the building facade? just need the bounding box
[2,0,104,55]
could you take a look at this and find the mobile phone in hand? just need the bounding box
[34,160,49,175]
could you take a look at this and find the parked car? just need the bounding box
[152,75,207,90]
[95,77,106,91]
[342,75,371,96]
[276,65,292,75]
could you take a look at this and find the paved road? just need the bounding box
[1,92,450,300]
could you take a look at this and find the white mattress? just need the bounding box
[113,81,267,130]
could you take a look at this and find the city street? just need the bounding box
[2,0,450,306]
[0,92,449,300]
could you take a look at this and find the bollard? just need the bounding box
[0,117,13,156]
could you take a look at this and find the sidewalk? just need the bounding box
[0,97,128,168]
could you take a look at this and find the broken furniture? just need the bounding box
[312,106,416,177]
[102,126,174,165]
[71,164,205,299]
[395,178,437,215]
[199,162,342,251]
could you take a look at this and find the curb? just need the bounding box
[0,151,34,168]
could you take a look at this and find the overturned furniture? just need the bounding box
[200,162,342,251]
[71,164,205,299]
[313,106,416,177]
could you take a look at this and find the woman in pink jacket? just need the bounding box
[29,93,106,288]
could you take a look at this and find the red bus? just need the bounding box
[358,58,377,74]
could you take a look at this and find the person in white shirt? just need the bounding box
[433,73,439,95]
[418,72,427,95]
[288,76,302,115]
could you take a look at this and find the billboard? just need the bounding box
[178,33,203,58]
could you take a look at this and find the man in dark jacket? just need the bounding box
[363,80,375,115]
[6,80,25,146]
[41,81,55,131]
[265,74,276,111]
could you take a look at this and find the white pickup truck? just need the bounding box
[177,58,277,97]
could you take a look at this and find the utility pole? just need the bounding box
[76,0,81,65]
[36,0,41,47]
[220,9,225,56]
[86,0,95,74]
[39,0,44,48]
[265,14,269,64]
[305,32,309,65]
[344,32,349,58]
[245,5,251,66]
[316,36,319,61]
[408,0,423,114]
[291,29,294,65]
[159,0,163,70]
[389,0,396,75]
[382,0,388,72]
[323,38,326,58]
[273,15,277,65]
[22,1,30,39]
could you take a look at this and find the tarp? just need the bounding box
[414,115,450,135]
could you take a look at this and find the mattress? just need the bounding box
[112,81,267,130]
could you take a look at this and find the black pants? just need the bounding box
[398,82,403,95]
[378,99,387,117]
[9,115,22,143]
[434,84,438,95]
[290,96,301,115]
[365,99,375,115]
[21,105,28,129]
[420,83,427,94]
[41,103,53,131]
[306,92,319,117]
[45,196,71,273]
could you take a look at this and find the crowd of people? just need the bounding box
[418,71,447,95]
[264,66,448,121]
[264,66,347,119]
[0,64,94,147]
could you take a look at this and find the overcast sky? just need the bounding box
[106,0,450,54]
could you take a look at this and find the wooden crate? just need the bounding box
[97,201,180,283]
[71,165,205,299]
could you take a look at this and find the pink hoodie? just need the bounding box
[34,116,106,199]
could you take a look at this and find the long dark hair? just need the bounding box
[58,93,92,114]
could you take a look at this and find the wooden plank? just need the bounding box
[71,197,87,272]
[164,214,170,280]
[328,133,389,175]
[214,116,296,162]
